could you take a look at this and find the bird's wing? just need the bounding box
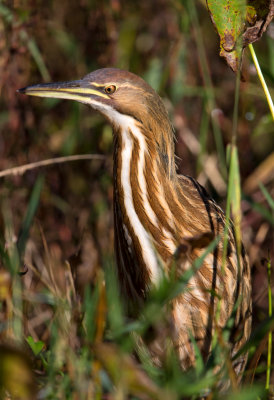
[172,175,252,375]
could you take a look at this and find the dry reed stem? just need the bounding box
[0,154,106,178]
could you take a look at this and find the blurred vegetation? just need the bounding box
[0,0,273,399]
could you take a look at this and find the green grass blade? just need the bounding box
[1,203,23,340]
[229,146,243,261]
[259,182,274,211]
[83,283,100,342]
[17,174,44,258]
[20,30,51,81]
[188,330,205,376]
[104,259,126,341]
[222,72,243,270]
[243,195,274,225]
[226,385,264,400]
[165,235,220,303]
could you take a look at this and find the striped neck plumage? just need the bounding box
[107,106,178,287]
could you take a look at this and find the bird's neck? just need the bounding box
[112,115,179,295]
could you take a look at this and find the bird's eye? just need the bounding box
[105,85,116,95]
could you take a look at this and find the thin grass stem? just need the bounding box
[232,66,241,146]
[249,44,274,120]
[266,257,272,390]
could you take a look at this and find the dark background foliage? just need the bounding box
[0,0,273,397]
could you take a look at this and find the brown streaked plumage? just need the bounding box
[18,68,252,382]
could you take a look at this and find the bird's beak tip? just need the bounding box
[17,87,27,94]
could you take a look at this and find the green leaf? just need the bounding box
[206,0,246,71]
[206,0,273,72]
[26,336,45,356]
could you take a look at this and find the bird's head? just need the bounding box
[19,68,175,176]
[20,68,173,134]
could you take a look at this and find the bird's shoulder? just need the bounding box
[176,174,226,227]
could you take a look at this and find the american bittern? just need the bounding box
[19,68,252,380]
